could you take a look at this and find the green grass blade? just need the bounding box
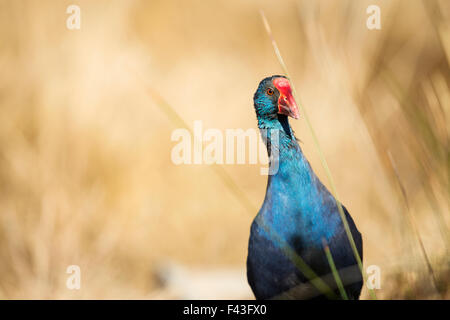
[323,238,348,300]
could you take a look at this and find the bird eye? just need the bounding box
[266,88,274,96]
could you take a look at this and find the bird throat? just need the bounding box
[277,115,293,139]
[259,115,296,158]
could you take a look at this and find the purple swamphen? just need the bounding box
[246,75,363,300]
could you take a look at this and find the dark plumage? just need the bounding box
[246,75,363,300]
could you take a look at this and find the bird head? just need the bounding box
[253,75,299,122]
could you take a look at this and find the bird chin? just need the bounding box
[278,103,299,119]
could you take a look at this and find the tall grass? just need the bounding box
[261,9,376,299]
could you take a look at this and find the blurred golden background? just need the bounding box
[0,0,448,299]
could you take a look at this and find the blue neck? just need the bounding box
[258,115,310,186]
[257,116,339,244]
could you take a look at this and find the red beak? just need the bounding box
[273,77,299,119]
